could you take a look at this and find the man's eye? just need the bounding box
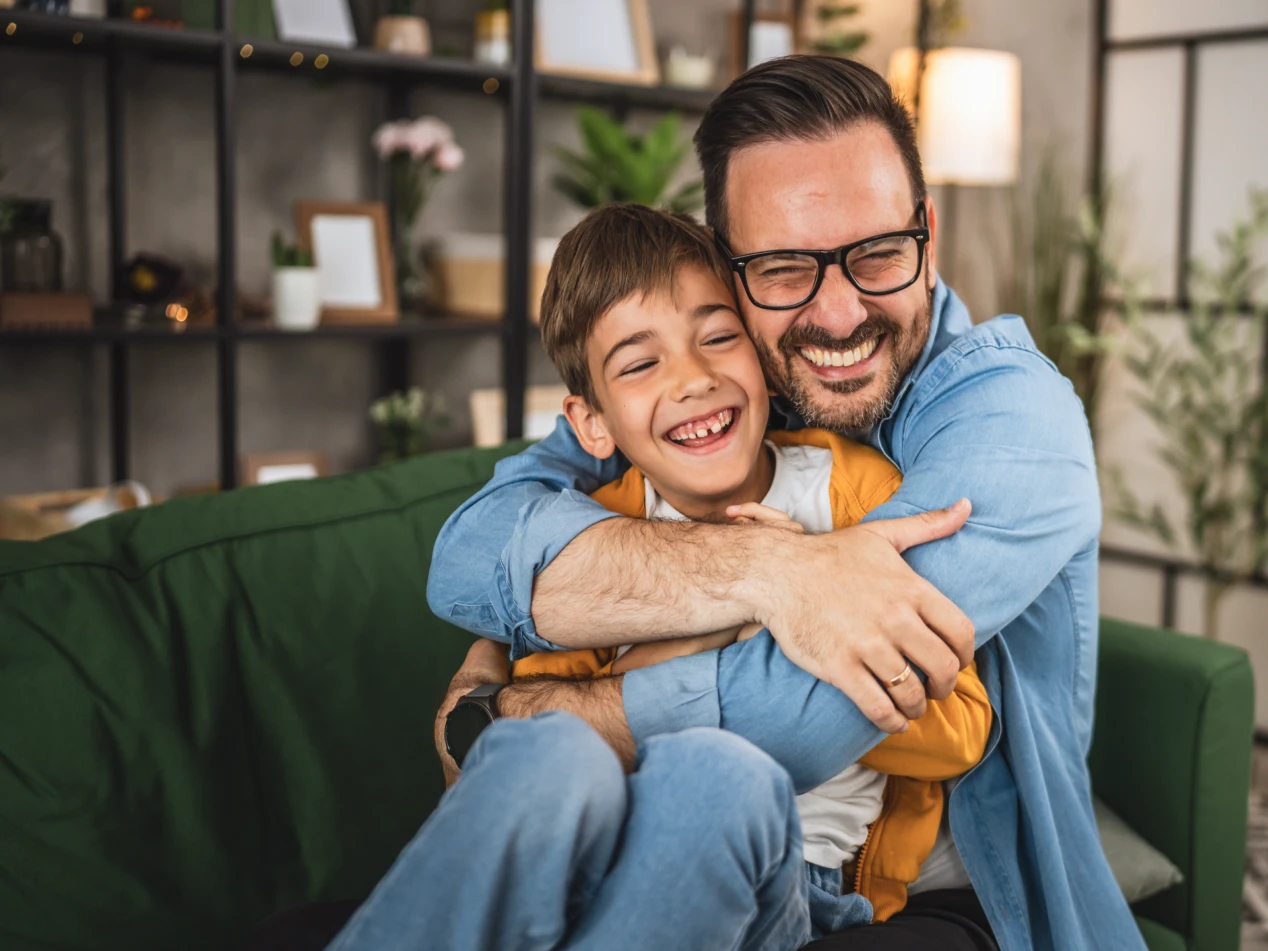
[619,360,656,377]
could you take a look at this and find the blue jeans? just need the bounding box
[327,712,826,951]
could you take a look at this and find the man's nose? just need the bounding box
[670,351,720,401]
[805,264,869,339]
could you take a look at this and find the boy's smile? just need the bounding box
[563,264,773,521]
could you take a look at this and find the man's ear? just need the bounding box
[563,395,617,460]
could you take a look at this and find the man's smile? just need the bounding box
[796,335,884,380]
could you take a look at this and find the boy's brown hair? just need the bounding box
[539,202,733,408]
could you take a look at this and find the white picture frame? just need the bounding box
[536,0,660,86]
[295,201,399,324]
[272,0,357,49]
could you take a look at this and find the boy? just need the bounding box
[513,202,989,931]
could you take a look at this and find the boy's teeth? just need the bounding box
[799,337,879,368]
[669,408,733,443]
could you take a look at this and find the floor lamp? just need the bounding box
[888,47,1022,289]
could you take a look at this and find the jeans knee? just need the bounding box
[641,728,797,840]
[467,712,627,835]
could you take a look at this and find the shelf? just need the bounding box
[538,74,718,114]
[237,316,508,339]
[0,313,506,344]
[235,39,512,92]
[2,11,513,92]
[2,10,222,62]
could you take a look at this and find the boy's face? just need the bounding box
[564,264,772,516]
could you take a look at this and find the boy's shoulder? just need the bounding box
[767,429,901,526]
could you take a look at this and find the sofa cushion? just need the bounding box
[1096,797,1184,904]
[1135,916,1187,951]
[0,445,520,951]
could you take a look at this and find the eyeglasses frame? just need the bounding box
[716,203,932,311]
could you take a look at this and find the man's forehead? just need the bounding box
[724,124,915,252]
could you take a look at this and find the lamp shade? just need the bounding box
[888,47,1022,187]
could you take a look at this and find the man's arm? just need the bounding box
[453,344,1103,792]
[430,417,976,734]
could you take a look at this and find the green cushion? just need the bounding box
[1090,618,1254,951]
[0,445,521,951]
[1096,797,1184,904]
[1136,916,1188,951]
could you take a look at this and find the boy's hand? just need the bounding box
[610,627,742,675]
[725,502,805,532]
[434,638,510,787]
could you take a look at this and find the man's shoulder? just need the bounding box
[915,313,1064,400]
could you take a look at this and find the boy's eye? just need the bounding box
[619,359,657,377]
[705,333,740,346]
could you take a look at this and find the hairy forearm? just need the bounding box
[498,676,636,769]
[532,517,789,649]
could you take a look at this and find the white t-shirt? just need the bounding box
[644,441,971,885]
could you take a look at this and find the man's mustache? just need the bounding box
[777,316,901,355]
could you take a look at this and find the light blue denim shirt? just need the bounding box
[427,281,1145,951]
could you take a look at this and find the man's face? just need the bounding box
[724,122,938,433]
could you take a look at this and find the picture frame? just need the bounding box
[536,0,659,86]
[272,0,356,49]
[241,451,330,486]
[730,11,798,78]
[470,385,571,448]
[295,201,399,325]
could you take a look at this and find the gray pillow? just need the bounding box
[1094,797,1184,903]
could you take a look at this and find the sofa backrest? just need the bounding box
[0,444,521,951]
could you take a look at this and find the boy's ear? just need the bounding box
[563,395,617,460]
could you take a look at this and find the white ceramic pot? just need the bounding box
[272,267,321,331]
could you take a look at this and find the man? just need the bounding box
[352,56,1139,951]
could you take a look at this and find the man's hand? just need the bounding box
[756,499,976,734]
[434,639,510,787]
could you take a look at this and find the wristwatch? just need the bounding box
[444,683,506,769]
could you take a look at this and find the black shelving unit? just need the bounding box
[1,2,735,489]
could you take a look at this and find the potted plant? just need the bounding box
[374,0,431,56]
[552,108,704,213]
[270,232,319,331]
[369,387,450,464]
[372,116,464,310]
[1109,188,1268,639]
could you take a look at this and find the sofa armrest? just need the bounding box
[1089,617,1254,951]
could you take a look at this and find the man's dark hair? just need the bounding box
[538,202,732,409]
[694,55,927,240]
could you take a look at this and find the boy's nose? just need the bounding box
[670,353,720,401]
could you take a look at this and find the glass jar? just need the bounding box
[0,199,64,293]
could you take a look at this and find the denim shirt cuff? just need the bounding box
[622,651,721,744]
[500,493,622,660]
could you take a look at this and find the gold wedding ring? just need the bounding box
[884,664,913,689]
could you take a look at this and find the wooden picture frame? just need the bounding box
[295,201,399,324]
[536,0,659,86]
[241,451,330,486]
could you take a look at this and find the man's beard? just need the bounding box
[753,284,933,433]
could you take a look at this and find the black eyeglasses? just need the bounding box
[717,205,930,310]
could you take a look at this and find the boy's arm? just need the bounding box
[856,663,991,781]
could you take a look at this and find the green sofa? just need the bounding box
[0,446,1254,951]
